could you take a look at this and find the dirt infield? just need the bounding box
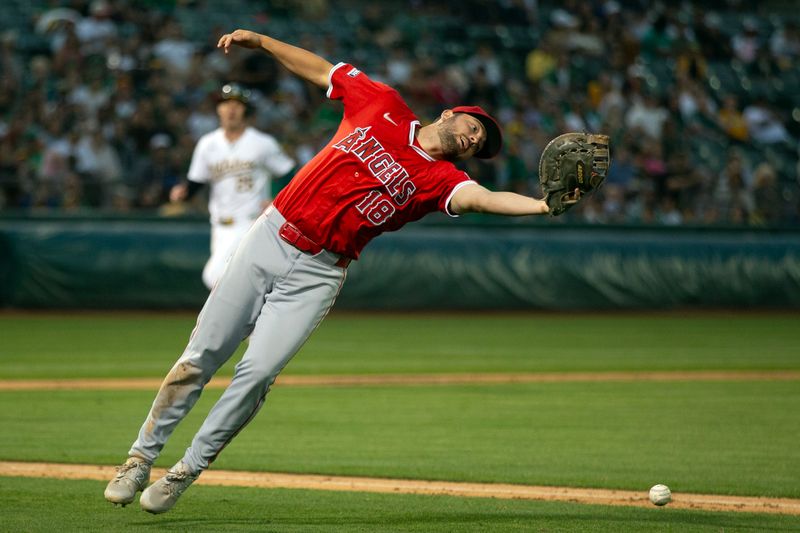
[1,460,798,515]
[1,370,799,391]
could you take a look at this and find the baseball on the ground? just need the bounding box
[649,484,672,506]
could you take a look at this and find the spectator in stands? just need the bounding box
[730,19,761,69]
[50,24,83,76]
[568,11,606,57]
[564,95,600,133]
[713,151,755,224]
[386,47,413,87]
[75,0,118,56]
[639,137,669,197]
[750,162,781,225]
[109,74,137,121]
[595,72,626,122]
[656,196,683,226]
[136,133,181,208]
[675,41,708,83]
[109,117,139,195]
[525,37,558,85]
[625,185,658,225]
[639,13,676,60]
[770,22,800,71]
[38,122,77,202]
[74,126,123,207]
[599,184,626,223]
[675,75,718,130]
[187,92,219,141]
[694,12,732,61]
[465,43,503,88]
[68,74,111,121]
[500,137,531,195]
[605,144,637,191]
[25,55,58,104]
[665,149,707,218]
[717,94,749,143]
[464,66,499,109]
[0,31,23,87]
[743,97,794,146]
[625,90,669,142]
[152,18,197,80]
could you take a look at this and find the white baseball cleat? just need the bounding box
[104,456,152,506]
[139,461,199,514]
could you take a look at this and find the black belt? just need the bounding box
[278,222,351,268]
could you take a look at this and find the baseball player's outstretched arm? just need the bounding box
[449,183,551,216]
[218,29,333,89]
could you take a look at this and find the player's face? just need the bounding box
[217,99,247,130]
[436,114,486,161]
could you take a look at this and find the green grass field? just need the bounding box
[2,312,798,378]
[1,311,799,531]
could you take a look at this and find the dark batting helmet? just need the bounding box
[219,83,251,105]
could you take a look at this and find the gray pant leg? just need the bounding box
[128,208,346,471]
[128,213,285,463]
[181,247,345,472]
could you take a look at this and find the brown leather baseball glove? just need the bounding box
[538,133,611,216]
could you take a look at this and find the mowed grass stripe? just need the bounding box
[2,461,800,516]
[3,313,800,379]
[1,370,799,391]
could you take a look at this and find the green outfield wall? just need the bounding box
[1,217,799,309]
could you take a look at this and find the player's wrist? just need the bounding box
[539,199,549,215]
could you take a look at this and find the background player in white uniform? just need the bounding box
[170,83,295,289]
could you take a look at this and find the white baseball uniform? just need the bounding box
[187,126,295,289]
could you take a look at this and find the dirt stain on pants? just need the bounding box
[136,359,206,458]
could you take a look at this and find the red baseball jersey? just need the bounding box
[273,62,477,259]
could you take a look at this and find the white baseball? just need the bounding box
[649,484,672,506]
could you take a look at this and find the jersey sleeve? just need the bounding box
[433,167,478,218]
[261,135,296,178]
[187,136,210,183]
[443,180,480,217]
[326,62,397,115]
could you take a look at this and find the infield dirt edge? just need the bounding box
[1,461,799,516]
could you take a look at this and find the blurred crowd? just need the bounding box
[1,0,799,226]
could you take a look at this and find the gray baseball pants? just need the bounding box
[128,206,347,473]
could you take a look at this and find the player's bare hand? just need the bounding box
[217,30,261,54]
[169,183,188,203]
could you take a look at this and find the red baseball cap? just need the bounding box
[452,105,503,159]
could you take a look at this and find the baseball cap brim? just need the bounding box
[452,105,503,159]
[219,94,249,104]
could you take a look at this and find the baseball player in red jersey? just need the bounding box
[105,28,566,513]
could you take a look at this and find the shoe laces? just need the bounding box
[117,461,139,477]
[163,466,196,495]
[115,459,144,479]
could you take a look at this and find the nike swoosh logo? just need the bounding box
[383,112,398,126]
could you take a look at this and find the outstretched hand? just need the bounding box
[540,188,581,215]
[217,29,261,54]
